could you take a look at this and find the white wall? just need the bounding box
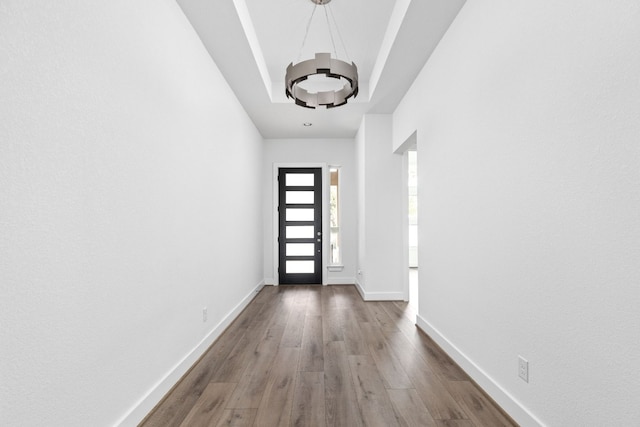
[355,115,405,300]
[262,138,357,285]
[0,1,263,425]
[393,1,640,425]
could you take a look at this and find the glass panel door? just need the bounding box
[278,168,322,284]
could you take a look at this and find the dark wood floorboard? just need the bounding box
[216,409,257,427]
[291,371,325,426]
[388,388,438,427]
[254,347,299,427]
[140,285,518,427]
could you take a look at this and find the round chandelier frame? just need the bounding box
[285,0,358,109]
[285,52,358,109]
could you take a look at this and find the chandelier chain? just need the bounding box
[323,6,338,59]
[286,0,358,109]
[327,3,350,62]
[297,4,318,63]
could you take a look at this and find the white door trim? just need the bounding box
[394,131,418,303]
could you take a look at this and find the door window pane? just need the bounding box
[286,260,315,274]
[286,243,315,256]
[286,226,314,239]
[286,208,314,222]
[286,173,314,187]
[286,191,314,204]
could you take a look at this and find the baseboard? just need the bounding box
[363,291,404,301]
[264,277,276,285]
[116,280,265,426]
[354,278,366,299]
[354,278,403,301]
[415,315,545,427]
[326,276,355,285]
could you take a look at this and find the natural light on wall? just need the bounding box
[408,151,418,268]
[329,167,341,265]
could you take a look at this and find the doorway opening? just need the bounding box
[407,150,418,309]
[396,132,418,310]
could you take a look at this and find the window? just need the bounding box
[329,167,341,265]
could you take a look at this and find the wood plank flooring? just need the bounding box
[141,285,517,427]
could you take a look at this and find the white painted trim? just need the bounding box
[395,131,417,304]
[116,280,265,427]
[354,278,403,301]
[401,150,410,302]
[354,278,366,300]
[321,164,329,285]
[415,315,546,427]
[362,291,404,301]
[272,163,279,285]
[272,163,328,286]
[326,276,356,285]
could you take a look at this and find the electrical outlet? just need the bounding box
[202,307,208,323]
[518,356,529,383]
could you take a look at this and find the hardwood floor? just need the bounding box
[141,285,517,427]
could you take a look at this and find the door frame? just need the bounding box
[272,163,329,285]
[394,131,418,304]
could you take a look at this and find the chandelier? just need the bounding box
[285,0,358,109]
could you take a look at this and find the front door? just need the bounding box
[278,168,322,284]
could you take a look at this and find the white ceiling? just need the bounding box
[176,0,466,138]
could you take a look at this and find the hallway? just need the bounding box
[142,286,516,427]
